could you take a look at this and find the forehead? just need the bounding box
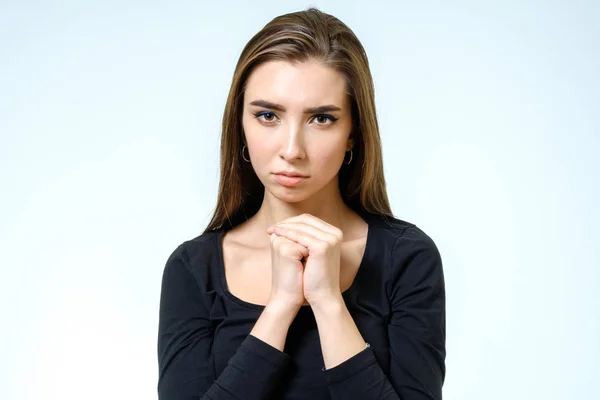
[244,60,348,107]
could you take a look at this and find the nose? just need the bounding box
[278,123,306,162]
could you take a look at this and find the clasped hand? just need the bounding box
[266,213,343,309]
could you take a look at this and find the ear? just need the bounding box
[346,135,355,151]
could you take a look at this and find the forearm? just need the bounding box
[250,301,299,351]
[313,296,402,399]
[199,302,298,399]
[312,295,367,369]
[159,251,294,400]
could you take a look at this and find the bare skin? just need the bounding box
[221,59,370,367]
[222,210,368,307]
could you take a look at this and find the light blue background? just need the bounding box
[1,1,598,399]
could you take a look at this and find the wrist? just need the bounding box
[309,294,345,317]
[265,299,300,323]
[250,302,298,352]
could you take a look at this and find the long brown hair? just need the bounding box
[204,7,392,232]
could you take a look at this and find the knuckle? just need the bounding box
[314,242,329,252]
[279,243,291,252]
[279,243,298,256]
[271,234,281,245]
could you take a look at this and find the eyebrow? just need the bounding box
[249,100,342,114]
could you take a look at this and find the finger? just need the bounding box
[271,221,329,242]
[271,223,338,252]
[278,220,343,244]
[274,213,342,238]
[270,232,309,259]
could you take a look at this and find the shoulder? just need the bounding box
[365,214,445,306]
[366,213,442,274]
[162,229,223,286]
[367,213,437,249]
[166,229,221,263]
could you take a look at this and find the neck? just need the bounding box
[253,179,352,231]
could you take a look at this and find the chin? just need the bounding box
[271,188,311,203]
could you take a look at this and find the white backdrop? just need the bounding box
[1,1,598,399]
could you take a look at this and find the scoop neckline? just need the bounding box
[214,212,376,311]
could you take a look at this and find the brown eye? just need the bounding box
[312,114,337,125]
[254,111,278,124]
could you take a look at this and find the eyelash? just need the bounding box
[253,111,339,126]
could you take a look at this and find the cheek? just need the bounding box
[246,135,276,171]
[310,141,347,169]
[312,121,353,168]
[248,140,269,160]
[242,118,271,166]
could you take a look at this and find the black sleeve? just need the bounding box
[322,227,446,399]
[157,243,291,400]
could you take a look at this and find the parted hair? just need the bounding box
[204,7,392,232]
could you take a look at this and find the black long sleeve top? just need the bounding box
[157,212,446,399]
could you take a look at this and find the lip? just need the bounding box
[273,172,308,187]
[274,171,308,178]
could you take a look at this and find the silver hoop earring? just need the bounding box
[241,145,250,162]
[344,149,353,165]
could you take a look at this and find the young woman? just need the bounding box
[158,8,445,400]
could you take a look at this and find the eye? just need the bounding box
[312,114,338,125]
[254,111,278,124]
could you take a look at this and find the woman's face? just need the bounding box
[242,60,353,203]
